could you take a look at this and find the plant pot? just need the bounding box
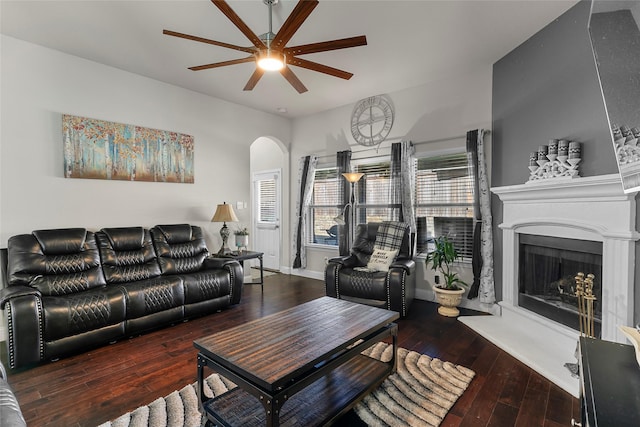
[235,234,249,251]
[432,285,465,317]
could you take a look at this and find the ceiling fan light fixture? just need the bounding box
[257,49,285,71]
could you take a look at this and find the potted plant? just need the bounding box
[234,226,249,252]
[425,235,468,317]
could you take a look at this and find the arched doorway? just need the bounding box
[250,137,289,272]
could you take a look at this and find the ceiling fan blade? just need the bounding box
[243,68,265,91]
[163,30,255,54]
[189,56,255,71]
[211,0,266,50]
[271,0,319,50]
[285,35,367,56]
[281,67,308,94]
[287,57,353,80]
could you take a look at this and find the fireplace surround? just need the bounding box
[459,174,639,396]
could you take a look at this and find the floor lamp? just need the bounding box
[333,172,364,249]
[211,201,239,255]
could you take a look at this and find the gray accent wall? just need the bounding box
[491,0,619,301]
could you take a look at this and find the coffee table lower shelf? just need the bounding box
[202,354,390,427]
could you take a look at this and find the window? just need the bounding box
[353,161,401,224]
[257,178,277,223]
[306,151,475,256]
[308,167,341,246]
[307,161,400,247]
[414,152,474,258]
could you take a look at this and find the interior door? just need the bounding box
[253,170,281,271]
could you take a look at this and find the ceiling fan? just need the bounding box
[163,0,367,93]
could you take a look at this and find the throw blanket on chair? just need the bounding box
[374,221,407,252]
[355,221,407,272]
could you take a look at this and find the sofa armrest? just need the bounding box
[0,286,41,309]
[388,259,416,317]
[202,257,240,270]
[327,255,360,268]
[203,257,243,305]
[390,258,416,275]
[2,290,44,369]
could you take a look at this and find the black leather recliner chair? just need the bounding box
[325,222,416,317]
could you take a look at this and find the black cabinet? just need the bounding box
[579,337,640,426]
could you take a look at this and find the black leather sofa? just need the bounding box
[325,222,416,317]
[0,224,243,369]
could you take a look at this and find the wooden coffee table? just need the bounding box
[194,296,399,427]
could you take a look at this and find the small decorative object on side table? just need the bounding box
[233,226,249,253]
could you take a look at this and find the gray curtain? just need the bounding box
[292,155,318,269]
[466,129,495,303]
[337,150,352,256]
[391,141,416,254]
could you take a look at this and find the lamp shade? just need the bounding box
[342,172,364,183]
[211,202,239,223]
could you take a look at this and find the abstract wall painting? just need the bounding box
[62,114,194,183]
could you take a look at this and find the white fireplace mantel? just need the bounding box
[459,174,639,397]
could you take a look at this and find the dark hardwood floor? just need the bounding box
[2,274,580,426]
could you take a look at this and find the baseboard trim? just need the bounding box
[289,268,324,281]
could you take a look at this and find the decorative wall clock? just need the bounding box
[350,95,394,146]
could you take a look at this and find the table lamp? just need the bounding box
[211,201,239,255]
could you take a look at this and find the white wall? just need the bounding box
[0,35,292,339]
[0,35,291,245]
[288,67,493,311]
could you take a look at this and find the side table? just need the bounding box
[214,250,264,291]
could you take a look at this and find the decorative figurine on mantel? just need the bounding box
[527,139,582,182]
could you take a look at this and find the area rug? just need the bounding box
[97,342,475,427]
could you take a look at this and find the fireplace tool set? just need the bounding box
[564,272,597,377]
[575,272,597,338]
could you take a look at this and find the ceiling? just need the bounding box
[0,0,579,118]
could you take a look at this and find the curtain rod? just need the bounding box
[314,134,468,161]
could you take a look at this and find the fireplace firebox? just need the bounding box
[518,234,602,337]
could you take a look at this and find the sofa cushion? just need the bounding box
[7,229,106,296]
[337,268,388,301]
[32,228,87,255]
[151,224,208,274]
[100,227,146,251]
[42,286,127,341]
[182,271,231,304]
[120,276,184,319]
[96,227,161,283]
